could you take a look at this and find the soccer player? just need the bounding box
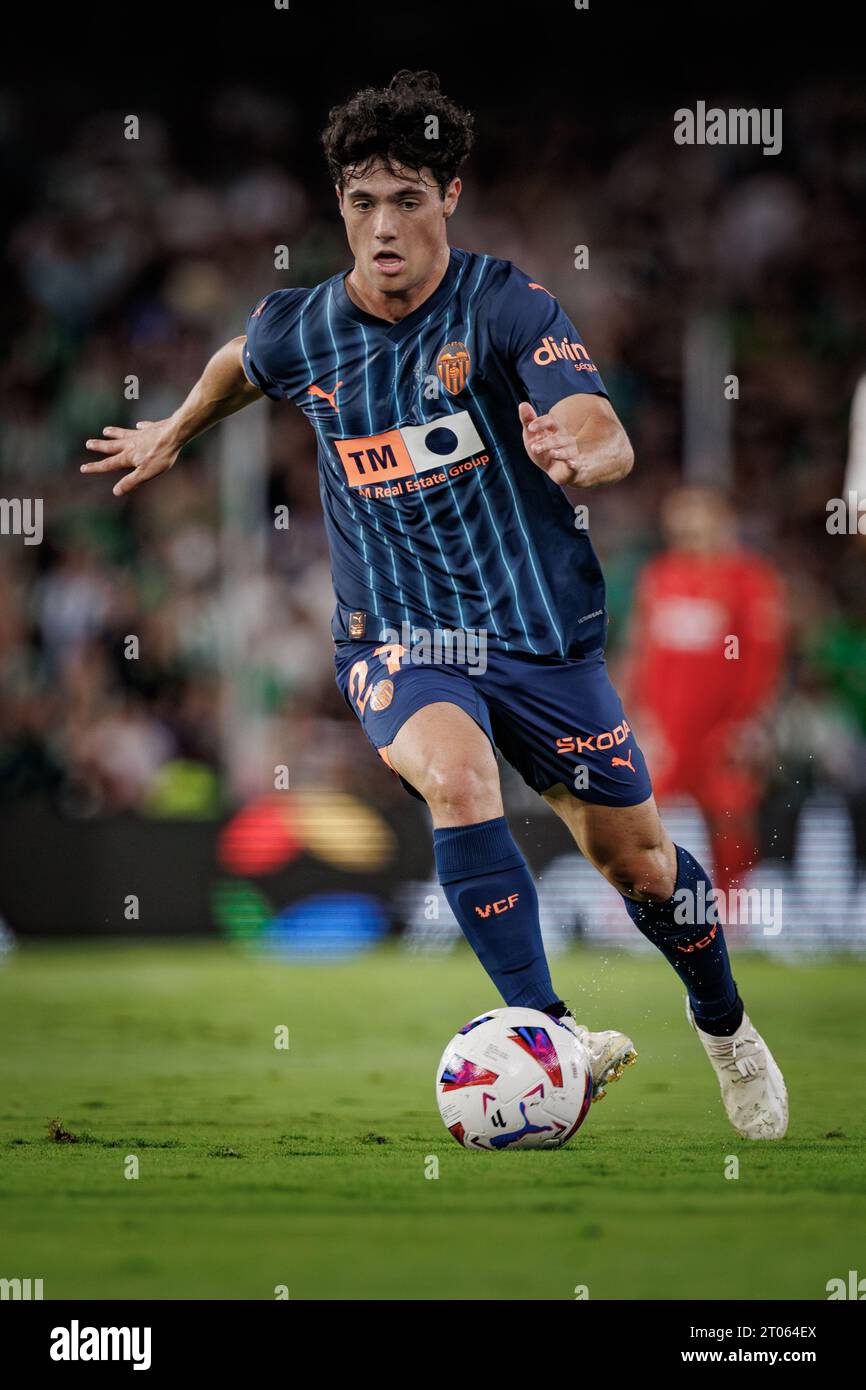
[624,486,787,897]
[82,70,787,1139]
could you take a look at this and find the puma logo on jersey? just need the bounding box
[308,380,343,412]
[611,749,636,774]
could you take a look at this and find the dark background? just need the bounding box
[1,0,864,948]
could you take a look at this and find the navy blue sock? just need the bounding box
[621,844,744,1036]
[434,817,558,1011]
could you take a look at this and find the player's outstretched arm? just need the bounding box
[80,336,262,497]
[518,394,634,489]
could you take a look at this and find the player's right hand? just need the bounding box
[80,420,180,497]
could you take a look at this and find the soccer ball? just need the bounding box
[435,1007,594,1151]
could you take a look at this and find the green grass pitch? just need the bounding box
[0,940,863,1300]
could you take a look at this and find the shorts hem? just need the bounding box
[539,780,654,808]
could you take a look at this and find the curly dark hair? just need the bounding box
[321,69,475,198]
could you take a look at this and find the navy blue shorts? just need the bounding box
[333,640,652,808]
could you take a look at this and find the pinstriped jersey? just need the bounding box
[242,246,610,658]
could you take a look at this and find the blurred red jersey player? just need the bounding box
[624,486,787,894]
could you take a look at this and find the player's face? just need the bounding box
[337,162,459,300]
[662,487,735,553]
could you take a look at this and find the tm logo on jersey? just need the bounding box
[335,411,489,498]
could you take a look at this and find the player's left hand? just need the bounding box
[518,402,594,486]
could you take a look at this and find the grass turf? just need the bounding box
[0,940,863,1300]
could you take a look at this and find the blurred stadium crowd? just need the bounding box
[1,79,865,853]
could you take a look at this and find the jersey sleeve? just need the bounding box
[242,290,304,401]
[496,264,607,412]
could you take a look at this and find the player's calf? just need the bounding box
[387,704,564,1011]
[545,792,745,1038]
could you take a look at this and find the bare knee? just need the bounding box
[542,790,677,902]
[601,843,676,902]
[422,759,502,825]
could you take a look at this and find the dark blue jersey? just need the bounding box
[242,247,610,657]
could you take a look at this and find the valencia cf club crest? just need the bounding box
[436,340,471,395]
[369,678,394,711]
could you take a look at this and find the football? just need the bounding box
[435,1007,594,1150]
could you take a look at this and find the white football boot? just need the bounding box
[556,1015,638,1102]
[686,996,788,1139]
